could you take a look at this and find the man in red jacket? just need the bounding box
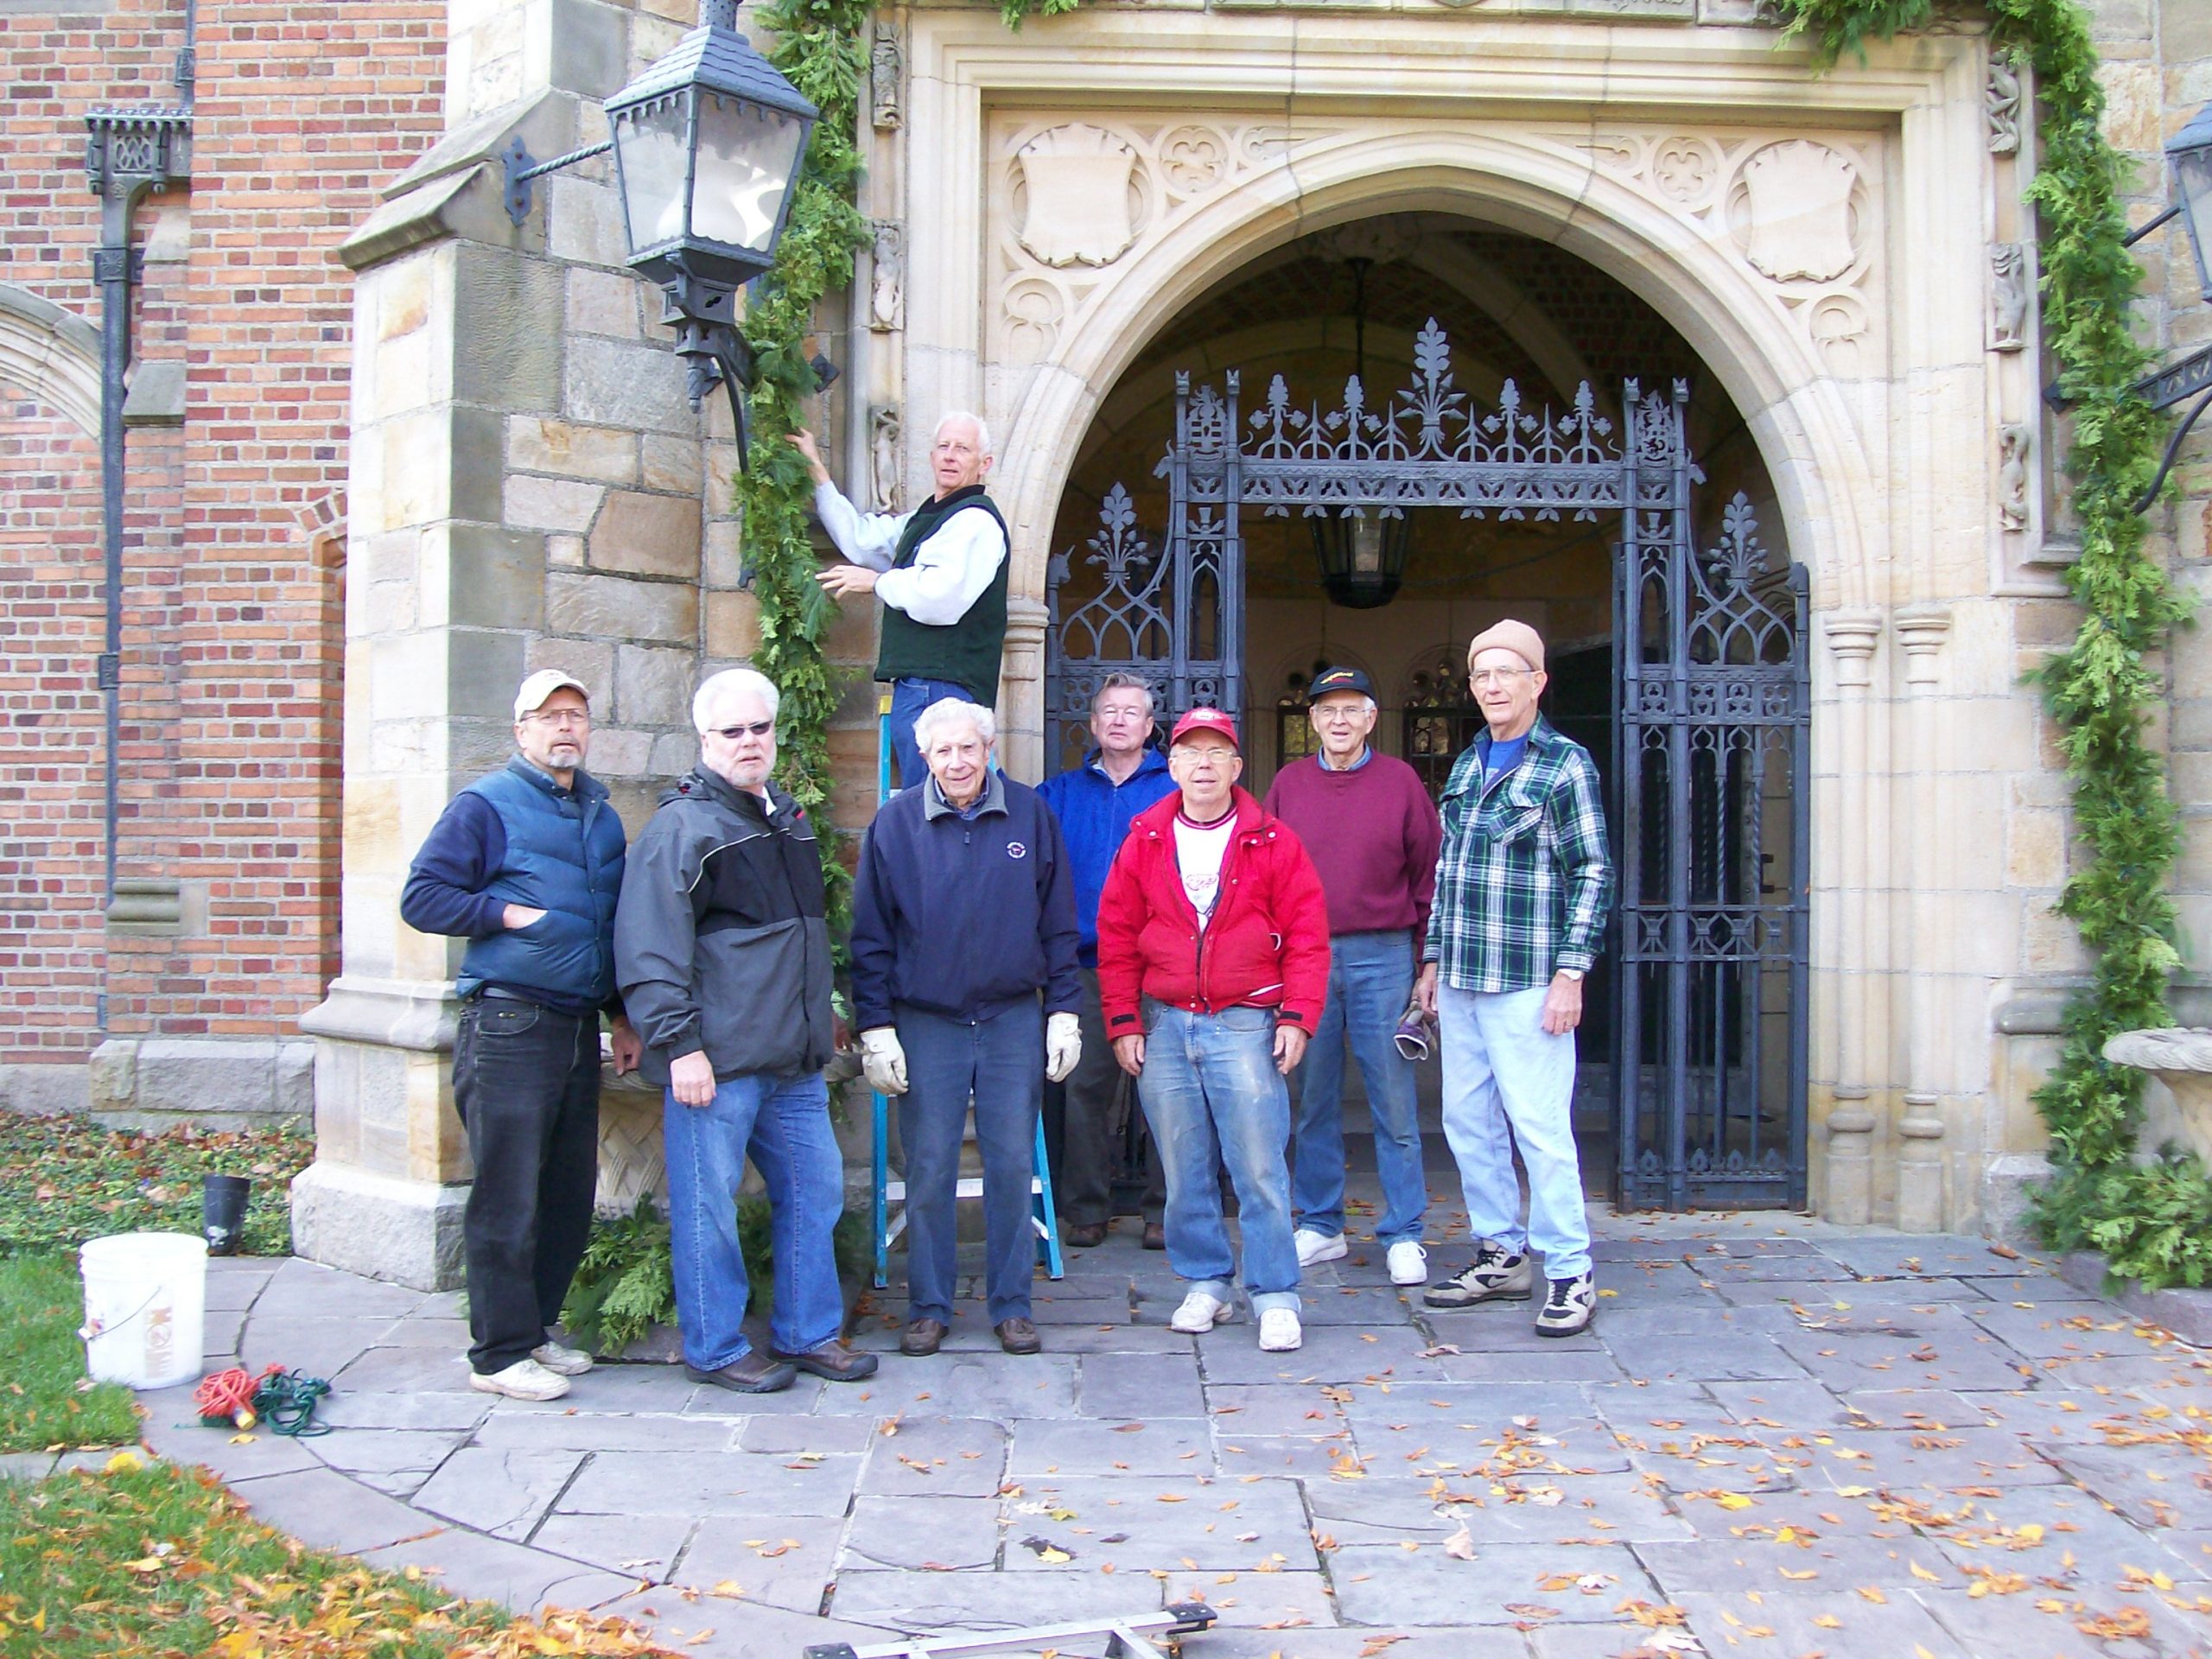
[1097,709,1332,1353]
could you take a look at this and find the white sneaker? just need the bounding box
[1294,1228,1348,1268]
[1170,1289,1236,1333]
[1386,1241,1429,1287]
[531,1339,594,1376]
[1257,1308,1303,1351]
[470,1357,571,1401]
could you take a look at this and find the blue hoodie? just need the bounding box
[1035,747,1176,964]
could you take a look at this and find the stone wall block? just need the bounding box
[565,335,696,435]
[448,628,533,721]
[87,1039,138,1115]
[642,432,702,494]
[548,0,632,99]
[615,642,698,727]
[584,727,653,776]
[546,571,698,643]
[454,246,563,413]
[588,490,701,578]
[505,473,607,533]
[531,637,615,702]
[567,267,642,340]
[703,518,744,588]
[444,524,549,630]
[649,732,697,776]
[705,588,763,659]
[449,404,511,527]
[509,415,637,484]
[546,175,631,270]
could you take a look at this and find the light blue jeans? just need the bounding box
[1136,1002,1300,1315]
[1291,931,1427,1246]
[1436,982,1592,1282]
[887,676,982,791]
[662,1069,847,1371]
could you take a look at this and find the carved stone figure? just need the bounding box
[1989,242,2028,352]
[1999,424,2031,532]
[870,24,901,130]
[870,219,904,333]
[1986,58,2021,155]
[870,404,901,513]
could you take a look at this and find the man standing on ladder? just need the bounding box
[790,415,1007,790]
[850,697,1084,1357]
[1037,673,1177,1251]
[1416,620,1613,1338]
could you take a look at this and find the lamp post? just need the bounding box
[502,0,819,457]
[2110,99,2212,511]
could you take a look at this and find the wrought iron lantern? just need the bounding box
[1310,257,1413,608]
[504,0,820,455]
[2171,100,2212,303]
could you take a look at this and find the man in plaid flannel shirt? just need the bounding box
[1414,619,1612,1336]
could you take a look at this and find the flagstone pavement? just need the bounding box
[75,1215,2212,1657]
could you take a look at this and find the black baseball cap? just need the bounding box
[1307,665,1373,701]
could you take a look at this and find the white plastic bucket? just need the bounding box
[79,1231,207,1390]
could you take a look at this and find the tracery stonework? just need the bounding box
[985,116,1885,386]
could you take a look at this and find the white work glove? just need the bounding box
[861,1027,909,1096]
[1046,1010,1083,1084]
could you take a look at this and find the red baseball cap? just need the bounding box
[1169,708,1241,750]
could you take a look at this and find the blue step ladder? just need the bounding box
[868,692,1065,1290]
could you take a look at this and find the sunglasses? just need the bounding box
[713,719,776,740]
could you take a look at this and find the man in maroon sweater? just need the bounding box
[1263,666,1443,1288]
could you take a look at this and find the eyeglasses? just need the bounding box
[525,709,590,727]
[1311,705,1367,721]
[1469,669,1534,689]
[713,720,777,740]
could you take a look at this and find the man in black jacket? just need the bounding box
[850,696,1083,1357]
[613,667,874,1394]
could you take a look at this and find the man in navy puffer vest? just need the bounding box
[402,670,640,1402]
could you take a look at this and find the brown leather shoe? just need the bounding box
[684,1352,798,1394]
[995,1317,1042,1356]
[899,1318,948,1357]
[773,1340,880,1382]
[1142,1222,1166,1251]
[1063,1221,1107,1249]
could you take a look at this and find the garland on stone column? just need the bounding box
[1779,0,2202,1281]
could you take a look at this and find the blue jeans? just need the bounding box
[1436,982,1592,1281]
[1136,1003,1300,1315]
[896,1001,1043,1325]
[887,676,984,791]
[1291,931,1427,1247]
[662,1070,847,1370]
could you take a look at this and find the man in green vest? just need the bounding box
[790,414,1010,788]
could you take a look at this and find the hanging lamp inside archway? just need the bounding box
[1310,255,1412,609]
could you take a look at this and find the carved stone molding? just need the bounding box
[1737,140,1858,282]
[1893,607,1953,687]
[1014,124,1141,268]
[1824,611,1882,691]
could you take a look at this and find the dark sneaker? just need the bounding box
[1141,1222,1166,1251]
[1422,1239,1534,1308]
[1063,1222,1108,1249]
[685,1352,798,1394]
[1534,1272,1596,1338]
[773,1340,880,1382]
[899,1318,948,1357]
[995,1317,1042,1356]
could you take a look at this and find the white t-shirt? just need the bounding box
[1173,810,1237,930]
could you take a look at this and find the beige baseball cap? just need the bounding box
[513,669,591,721]
[1465,619,1546,674]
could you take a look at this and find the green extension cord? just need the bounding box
[252,1369,333,1437]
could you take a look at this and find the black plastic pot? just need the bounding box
[202,1173,251,1256]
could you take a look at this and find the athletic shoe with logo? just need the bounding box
[1386,1241,1429,1287]
[1421,1239,1534,1307]
[1534,1272,1597,1338]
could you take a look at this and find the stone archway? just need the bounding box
[0,283,102,438]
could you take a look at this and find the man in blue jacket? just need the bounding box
[401,670,641,1402]
[851,697,1084,1357]
[1035,673,1176,1249]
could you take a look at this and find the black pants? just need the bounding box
[452,995,601,1374]
[1045,967,1164,1229]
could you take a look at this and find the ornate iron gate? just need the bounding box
[1046,321,1810,1210]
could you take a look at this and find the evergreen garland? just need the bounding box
[1778,0,2202,1281]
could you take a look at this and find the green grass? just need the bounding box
[0,1253,138,1454]
[0,1458,528,1657]
[0,1114,311,1259]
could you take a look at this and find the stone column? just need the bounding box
[294,0,700,1289]
[1821,613,1880,1224]
[1001,596,1049,783]
[1893,606,1953,1234]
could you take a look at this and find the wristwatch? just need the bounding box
[1556,968,1586,982]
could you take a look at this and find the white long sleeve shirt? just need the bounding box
[814,482,1008,627]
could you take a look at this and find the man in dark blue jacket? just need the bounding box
[1035,673,1175,1249]
[851,696,1083,1357]
[401,670,640,1402]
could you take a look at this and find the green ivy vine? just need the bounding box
[1778,0,2202,1283]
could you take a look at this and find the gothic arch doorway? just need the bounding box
[1045,245,1812,1211]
